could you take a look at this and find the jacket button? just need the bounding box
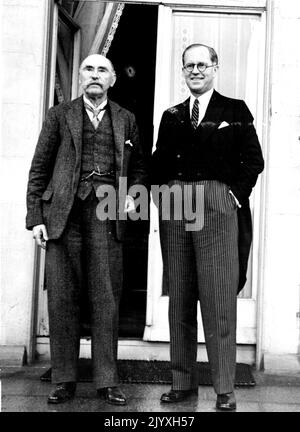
[176,154,181,158]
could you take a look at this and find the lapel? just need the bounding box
[172,91,226,144]
[109,99,125,177]
[198,90,226,143]
[65,96,84,163]
[173,98,190,125]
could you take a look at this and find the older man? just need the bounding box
[151,44,264,410]
[26,54,147,405]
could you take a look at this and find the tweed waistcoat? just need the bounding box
[77,107,115,200]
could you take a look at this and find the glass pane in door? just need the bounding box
[171,12,261,108]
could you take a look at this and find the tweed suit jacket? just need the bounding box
[26,96,148,241]
[151,90,264,293]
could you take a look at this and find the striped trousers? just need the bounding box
[159,180,239,394]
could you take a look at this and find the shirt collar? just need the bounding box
[83,95,107,111]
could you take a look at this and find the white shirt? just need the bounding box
[189,88,214,126]
[83,95,107,123]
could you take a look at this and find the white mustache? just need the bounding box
[87,82,102,87]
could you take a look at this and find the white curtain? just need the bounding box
[171,11,261,119]
[74,1,125,61]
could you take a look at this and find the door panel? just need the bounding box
[145,5,266,343]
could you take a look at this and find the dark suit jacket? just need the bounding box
[151,90,264,293]
[26,96,148,241]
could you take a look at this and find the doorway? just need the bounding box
[34,1,267,363]
[108,3,158,337]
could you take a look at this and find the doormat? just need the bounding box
[40,359,256,387]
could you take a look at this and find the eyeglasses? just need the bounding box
[183,63,218,73]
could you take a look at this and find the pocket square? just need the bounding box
[125,139,133,147]
[218,121,230,129]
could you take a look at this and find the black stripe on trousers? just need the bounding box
[159,180,239,394]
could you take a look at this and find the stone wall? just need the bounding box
[1,0,50,360]
[262,0,300,361]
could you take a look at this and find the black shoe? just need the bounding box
[160,388,198,403]
[47,382,76,404]
[216,392,236,411]
[97,386,127,406]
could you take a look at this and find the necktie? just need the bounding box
[191,99,199,129]
[84,102,106,129]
